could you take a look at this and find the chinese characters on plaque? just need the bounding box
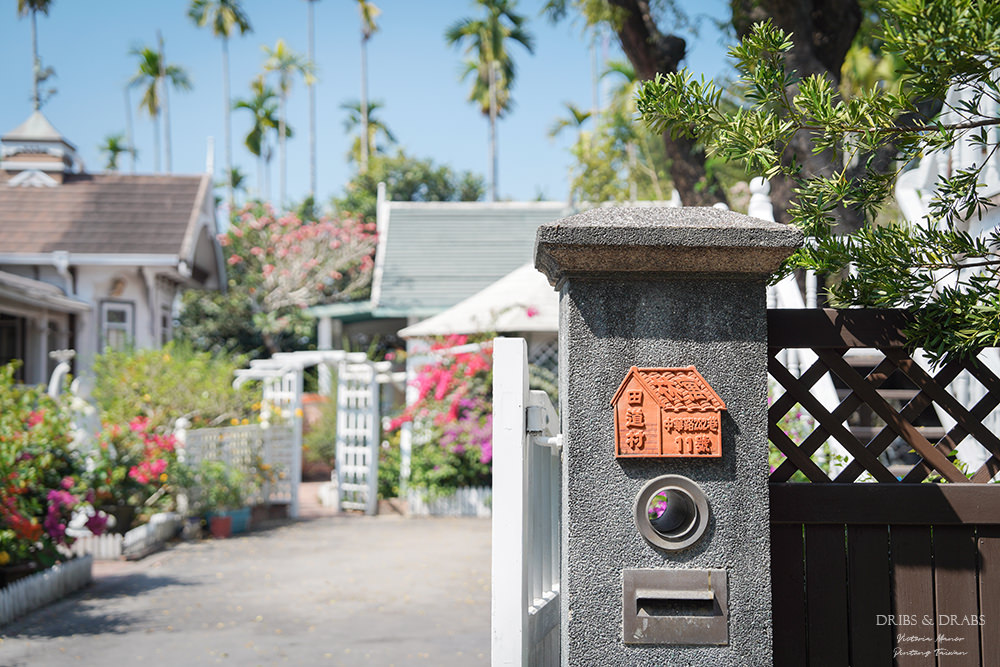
[611,366,726,458]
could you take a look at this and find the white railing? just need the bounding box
[492,337,561,666]
[0,555,93,627]
[179,423,298,516]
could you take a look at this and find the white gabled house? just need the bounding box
[0,111,225,384]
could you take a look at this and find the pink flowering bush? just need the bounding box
[215,202,377,354]
[388,336,493,497]
[83,416,179,533]
[0,363,103,570]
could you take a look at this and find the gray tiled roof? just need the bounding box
[0,172,206,255]
[375,202,572,316]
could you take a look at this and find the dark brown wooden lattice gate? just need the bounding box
[768,309,1000,667]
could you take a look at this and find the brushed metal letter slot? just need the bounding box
[624,569,728,645]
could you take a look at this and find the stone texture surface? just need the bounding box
[535,206,802,285]
[539,208,799,666]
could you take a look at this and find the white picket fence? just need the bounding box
[0,555,93,627]
[492,337,562,666]
[69,512,182,560]
[406,485,492,517]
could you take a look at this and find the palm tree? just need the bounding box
[233,76,291,200]
[128,41,191,173]
[99,133,137,171]
[262,39,315,206]
[547,102,591,140]
[340,99,396,165]
[188,0,253,206]
[445,0,534,201]
[16,0,54,111]
[306,0,319,198]
[356,0,380,174]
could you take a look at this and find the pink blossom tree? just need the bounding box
[181,203,376,356]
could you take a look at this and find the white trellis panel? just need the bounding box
[336,362,380,515]
[492,337,561,667]
[263,370,302,517]
[180,423,297,512]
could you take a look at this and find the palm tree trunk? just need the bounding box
[123,87,136,173]
[360,36,370,174]
[30,10,40,111]
[278,96,287,205]
[488,59,498,202]
[308,0,317,195]
[222,36,233,206]
[158,32,172,173]
[153,111,162,173]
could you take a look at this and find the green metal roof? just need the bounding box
[373,201,572,314]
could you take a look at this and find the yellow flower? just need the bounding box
[230,418,239,426]
[143,394,152,402]
[162,354,171,362]
[159,473,168,482]
[241,418,249,425]
[0,551,10,566]
[294,408,303,418]
[252,403,261,411]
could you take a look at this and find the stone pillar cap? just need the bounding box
[534,206,803,287]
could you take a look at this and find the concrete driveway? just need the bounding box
[0,514,491,666]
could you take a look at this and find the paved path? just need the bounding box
[0,513,491,666]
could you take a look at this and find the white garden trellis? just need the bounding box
[233,350,400,517]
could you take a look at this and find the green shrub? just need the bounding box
[303,396,337,466]
[93,341,256,430]
[378,430,401,499]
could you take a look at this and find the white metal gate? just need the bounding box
[492,337,562,666]
[336,362,380,515]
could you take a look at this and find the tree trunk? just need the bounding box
[159,32,172,174]
[223,37,233,207]
[153,110,161,174]
[732,0,862,229]
[30,10,40,111]
[606,0,725,206]
[488,59,499,202]
[360,36,370,175]
[278,96,287,206]
[309,0,318,194]
[124,87,136,173]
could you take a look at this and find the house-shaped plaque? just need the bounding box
[611,366,726,458]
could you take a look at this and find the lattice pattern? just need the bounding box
[528,338,558,374]
[182,424,295,504]
[336,363,379,513]
[768,309,1000,484]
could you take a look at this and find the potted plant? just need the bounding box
[195,461,251,538]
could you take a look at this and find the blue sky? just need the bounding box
[0,1,731,208]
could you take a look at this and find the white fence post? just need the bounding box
[492,337,561,666]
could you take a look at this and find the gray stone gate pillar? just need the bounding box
[535,207,801,666]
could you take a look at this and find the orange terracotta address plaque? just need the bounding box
[611,366,726,458]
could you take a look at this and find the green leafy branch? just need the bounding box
[635,3,1000,363]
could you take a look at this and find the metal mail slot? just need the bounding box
[623,568,728,645]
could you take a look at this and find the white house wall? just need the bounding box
[73,266,170,371]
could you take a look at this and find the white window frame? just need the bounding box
[99,300,135,351]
